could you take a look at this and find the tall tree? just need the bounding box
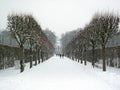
[92,13,119,71]
[7,14,28,72]
[26,15,38,68]
[84,23,98,67]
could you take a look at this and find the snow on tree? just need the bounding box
[91,12,119,71]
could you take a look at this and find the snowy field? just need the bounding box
[0,56,120,90]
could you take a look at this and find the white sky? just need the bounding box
[0,0,120,37]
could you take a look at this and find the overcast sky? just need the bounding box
[0,0,120,37]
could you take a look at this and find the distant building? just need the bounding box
[0,30,29,49]
[95,33,120,49]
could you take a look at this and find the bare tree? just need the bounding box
[77,30,89,65]
[92,13,119,71]
[84,23,98,67]
[7,14,28,72]
[25,15,38,68]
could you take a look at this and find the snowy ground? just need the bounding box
[0,56,120,90]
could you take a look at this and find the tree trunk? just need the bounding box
[92,45,95,68]
[30,46,32,68]
[34,53,37,66]
[41,51,44,63]
[102,45,106,71]
[81,57,83,64]
[20,45,24,73]
[34,46,38,66]
[81,49,83,64]
[77,53,79,63]
[72,56,74,61]
[38,48,40,64]
[84,47,87,65]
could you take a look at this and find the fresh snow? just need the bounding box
[0,56,120,90]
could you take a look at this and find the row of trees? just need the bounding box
[7,14,55,72]
[44,28,56,47]
[61,12,119,71]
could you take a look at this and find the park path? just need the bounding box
[0,56,117,90]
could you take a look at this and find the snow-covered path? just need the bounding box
[0,56,120,90]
